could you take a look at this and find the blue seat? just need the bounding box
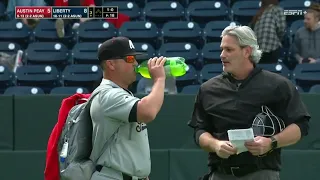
[4,86,45,95]
[280,0,309,25]
[309,85,320,94]
[188,0,230,7]
[293,64,320,91]
[144,1,185,27]
[103,1,141,20]
[72,42,100,65]
[15,65,60,93]
[0,65,15,93]
[203,21,240,42]
[180,84,201,94]
[0,1,5,18]
[147,0,188,7]
[50,87,89,95]
[132,43,156,62]
[202,42,221,64]
[176,65,198,88]
[162,21,203,48]
[118,21,159,49]
[34,20,74,48]
[78,21,117,43]
[0,20,30,48]
[187,1,230,27]
[25,42,69,67]
[257,64,291,79]
[158,43,199,66]
[134,0,145,7]
[289,20,304,43]
[0,42,21,55]
[200,64,223,82]
[62,64,102,92]
[231,1,260,25]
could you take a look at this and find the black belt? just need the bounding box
[212,165,259,177]
[96,165,147,180]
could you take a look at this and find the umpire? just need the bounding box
[188,25,310,180]
[90,37,166,180]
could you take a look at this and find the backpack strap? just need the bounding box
[85,84,113,109]
[86,84,118,163]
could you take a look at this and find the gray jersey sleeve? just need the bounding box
[99,88,140,123]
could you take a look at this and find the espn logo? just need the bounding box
[283,10,307,16]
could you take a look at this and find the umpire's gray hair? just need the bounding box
[221,25,262,64]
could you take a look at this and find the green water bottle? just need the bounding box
[135,57,189,79]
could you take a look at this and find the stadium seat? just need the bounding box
[118,21,159,49]
[50,87,89,95]
[78,21,117,43]
[0,20,30,48]
[187,1,230,27]
[72,42,100,64]
[0,42,21,55]
[188,0,230,6]
[289,20,304,43]
[292,64,320,91]
[309,85,320,94]
[144,1,185,27]
[180,84,201,94]
[132,42,156,63]
[257,63,291,79]
[146,0,188,7]
[15,65,60,93]
[0,2,5,19]
[202,42,221,64]
[33,20,74,48]
[161,21,203,48]
[0,65,15,93]
[175,65,198,89]
[200,63,223,82]
[158,43,199,66]
[231,1,260,25]
[103,1,141,20]
[280,0,310,25]
[4,86,45,95]
[25,42,69,68]
[132,0,145,7]
[203,21,240,43]
[62,64,102,92]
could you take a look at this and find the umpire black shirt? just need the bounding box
[188,66,310,171]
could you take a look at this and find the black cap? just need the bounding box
[98,36,143,61]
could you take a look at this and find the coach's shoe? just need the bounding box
[55,19,65,38]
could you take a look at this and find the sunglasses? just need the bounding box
[111,56,136,63]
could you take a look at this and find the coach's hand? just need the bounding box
[245,136,272,156]
[148,56,166,81]
[213,140,237,159]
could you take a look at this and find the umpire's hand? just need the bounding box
[245,136,272,156]
[213,140,237,159]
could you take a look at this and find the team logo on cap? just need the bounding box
[129,40,135,49]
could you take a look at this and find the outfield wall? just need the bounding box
[0,94,319,179]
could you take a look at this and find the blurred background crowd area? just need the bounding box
[0,0,320,95]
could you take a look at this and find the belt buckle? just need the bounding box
[230,166,240,176]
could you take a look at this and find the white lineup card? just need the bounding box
[227,128,255,154]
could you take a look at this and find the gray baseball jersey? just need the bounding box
[90,79,151,178]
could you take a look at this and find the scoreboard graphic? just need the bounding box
[15,6,118,19]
